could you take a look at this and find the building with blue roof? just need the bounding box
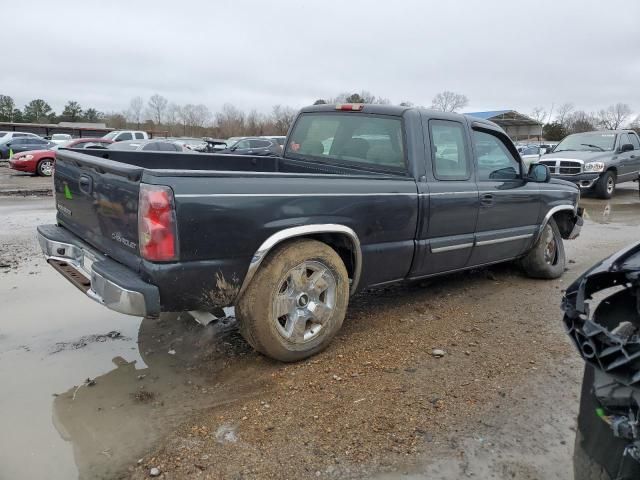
[465,110,543,141]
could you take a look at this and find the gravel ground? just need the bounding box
[126,189,640,480]
[1,186,638,480]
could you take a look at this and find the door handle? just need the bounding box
[480,193,493,206]
[78,175,93,195]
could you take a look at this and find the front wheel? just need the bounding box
[236,239,349,362]
[594,171,615,199]
[520,218,566,279]
[37,159,54,176]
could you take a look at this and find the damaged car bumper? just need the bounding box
[563,241,640,476]
[37,224,161,317]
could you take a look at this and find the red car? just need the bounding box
[9,138,113,176]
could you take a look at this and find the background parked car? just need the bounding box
[172,137,208,152]
[0,131,40,143]
[103,130,149,142]
[539,130,640,198]
[519,145,545,168]
[202,137,228,152]
[261,135,286,149]
[222,137,281,156]
[50,134,73,145]
[0,137,55,159]
[107,139,190,152]
[9,138,113,176]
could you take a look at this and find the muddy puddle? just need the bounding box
[0,231,266,480]
[580,184,640,226]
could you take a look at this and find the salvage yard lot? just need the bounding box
[0,186,639,479]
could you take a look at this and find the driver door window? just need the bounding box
[473,130,520,181]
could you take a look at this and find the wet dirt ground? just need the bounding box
[0,185,638,480]
[0,163,53,195]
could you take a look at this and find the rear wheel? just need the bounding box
[521,218,566,279]
[37,158,54,176]
[236,239,349,362]
[594,171,615,199]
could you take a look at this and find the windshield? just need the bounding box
[554,132,617,152]
[287,112,406,171]
[103,132,118,140]
[52,134,71,140]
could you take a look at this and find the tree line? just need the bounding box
[1,91,637,139]
[531,103,639,141]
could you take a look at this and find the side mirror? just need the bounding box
[620,143,634,153]
[6,142,11,147]
[527,163,550,183]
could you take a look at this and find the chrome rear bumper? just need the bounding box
[37,224,160,317]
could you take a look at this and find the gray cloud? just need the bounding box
[4,0,640,119]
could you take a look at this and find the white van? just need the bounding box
[103,130,149,142]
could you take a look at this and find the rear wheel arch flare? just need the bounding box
[238,225,362,300]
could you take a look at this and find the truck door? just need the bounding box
[410,117,479,277]
[628,133,640,174]
[616,133,637,180]
[468,128,541,266]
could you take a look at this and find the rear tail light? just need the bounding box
[138,184,178,261]
[335,103,364,111]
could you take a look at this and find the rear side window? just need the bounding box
[118,132,133,141]
[287,113,406,172]
[250,139,271,148]
[155,142,179,152]
[429,120,470,180]
[629,133,640,150]
[135,132,145,139]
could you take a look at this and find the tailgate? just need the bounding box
[53,149,144,270]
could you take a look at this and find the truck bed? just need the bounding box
[75,148,399,177]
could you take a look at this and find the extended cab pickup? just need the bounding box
[38,104,583,361]
[539,129,640,199]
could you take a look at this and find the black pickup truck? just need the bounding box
[38,104,583,361]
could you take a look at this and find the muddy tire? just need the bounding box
[574,431,611,480]
[594,170,615,199]
[521,218,565,279]
[37,158,54,176]
[236,239,349,362]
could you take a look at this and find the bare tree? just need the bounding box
[530,107,547,124]
[215,104,245,138]
[430,91,468,112]
[245,109,265,136]
[147,94,168,126]
[165,103,181,134]
[631,115,640,131]
[330,91,389,105]
[271,105,297,134]
[128,96,144,129]
[555,103,574,127]
[565,110,597,134]
[597,103,632,130]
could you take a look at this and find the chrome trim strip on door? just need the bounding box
[475,233,533,247]
[430,242,474,253]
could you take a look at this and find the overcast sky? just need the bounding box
[4,0,640,121]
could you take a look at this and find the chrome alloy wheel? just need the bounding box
[272,261,337,343]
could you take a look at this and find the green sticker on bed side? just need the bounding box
[64,184,73,200]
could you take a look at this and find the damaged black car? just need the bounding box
[563,242,640,480]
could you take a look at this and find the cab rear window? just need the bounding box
[286,113,406,172]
